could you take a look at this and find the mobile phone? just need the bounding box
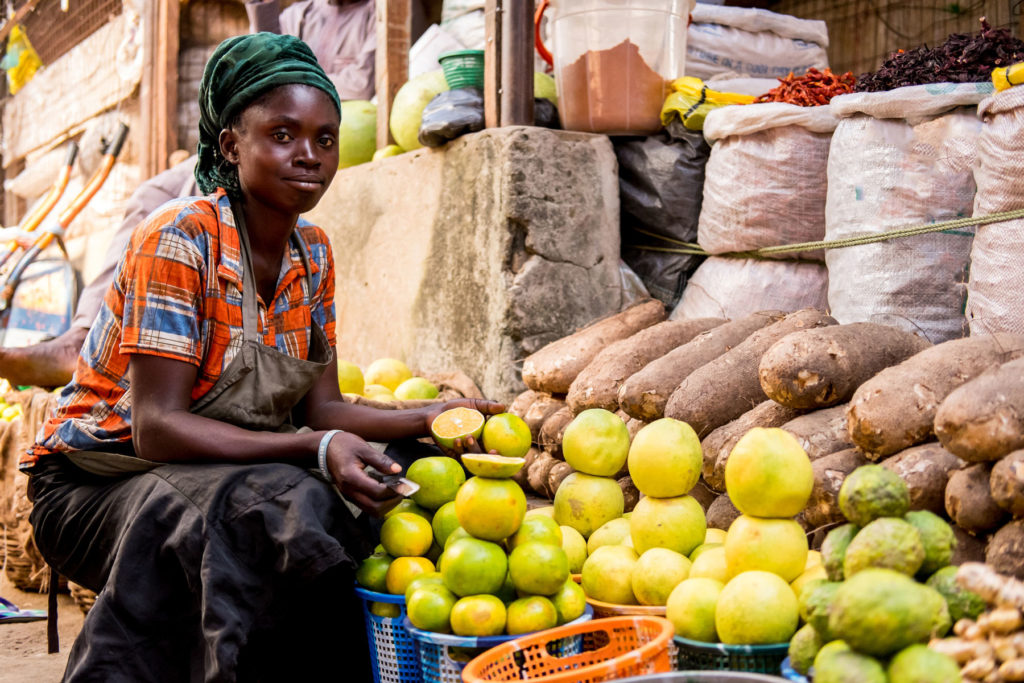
[364,466,420,498]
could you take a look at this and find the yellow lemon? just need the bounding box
[364,358,413,392]
[336,360,365,395]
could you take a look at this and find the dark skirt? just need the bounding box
[28,454,375,683]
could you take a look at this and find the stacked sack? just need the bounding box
[826,83,993,343]
[674,102,838,319]
[967,83,1024,335]
[686,4,829,81]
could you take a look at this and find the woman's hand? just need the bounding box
[422,398,506,458]
[324,431,403,517]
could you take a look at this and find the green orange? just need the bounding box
[407,456,466,510]
[481,413,532,458]
[450,595,506,637]
[380,512,434,558]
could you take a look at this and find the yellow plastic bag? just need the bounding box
[993,62,1024,93]
[1,25,42,95]
[660,76,755,131]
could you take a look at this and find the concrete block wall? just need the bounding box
[307,126,624,402]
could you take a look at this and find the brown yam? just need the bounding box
[523,394,566,443]
[619,476,640,513]
[781,404,856,461]
[947,464,1010,534]
[625,417,646,442]
[880,442,962,516]
[510,390,542,418]
[847,333,1024,459]
[539,406,573,457]
[935,357,1024,463]
[521,299,667,394]
[987,520,1024,580]
[688,480,718,511]
[702,400,805,492]
[566,318,724,413]
[952,526,989,566]
[665,308,837,437]
[547,462,575,498]
[804,448,872,529]
[618,311,786,421]
[758,322,932,410]
[706,494,742,531]
[527,452,558,498]
[991,451,1024,518]
[513,448,542,489]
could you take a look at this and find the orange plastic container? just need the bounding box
[460,616,674,683]
[585,597,667,619]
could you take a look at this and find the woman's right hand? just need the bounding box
[324,431,403,517]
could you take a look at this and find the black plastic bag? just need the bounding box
[616,119,710,307]
[418,87,485,148]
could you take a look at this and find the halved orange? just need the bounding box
[462,453,526,478]
[430,407,485,449]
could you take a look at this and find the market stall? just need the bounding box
[1,1,1024,681]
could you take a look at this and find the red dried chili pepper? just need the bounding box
[754,67,856,106]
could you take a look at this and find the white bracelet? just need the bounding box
[317,429,342,481]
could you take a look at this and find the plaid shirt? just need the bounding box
[22,189,336,468]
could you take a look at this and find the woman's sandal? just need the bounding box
[0,595,47,624]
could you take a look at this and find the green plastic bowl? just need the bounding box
[439,49,484,90]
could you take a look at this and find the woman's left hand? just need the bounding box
[422,398,505,458]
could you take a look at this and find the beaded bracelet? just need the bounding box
[317,429,342,481]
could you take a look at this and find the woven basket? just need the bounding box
[69,582,97,614]
[1,389,63,592]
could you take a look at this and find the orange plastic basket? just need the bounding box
[460,616,674,683]
[585,597,666,619]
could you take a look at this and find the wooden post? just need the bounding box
[483,0,501,128]
[140,0,179,177]
[376,0,412,149]
[500,0,534,126]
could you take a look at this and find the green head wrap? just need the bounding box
[195,32,341,196]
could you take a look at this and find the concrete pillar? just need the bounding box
[307,126,623,402]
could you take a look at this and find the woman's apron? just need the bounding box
[30,213,372,680]
[66,210,332,476]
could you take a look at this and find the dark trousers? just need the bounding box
[28,455,376,683]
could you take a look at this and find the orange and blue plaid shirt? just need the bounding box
[22,189,336,468]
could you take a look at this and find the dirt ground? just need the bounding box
[0,571,83,681]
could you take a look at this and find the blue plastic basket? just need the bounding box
[673,636,790,674]
[780,656,811,682]
[356,586,422,683]
[405,605,594,683]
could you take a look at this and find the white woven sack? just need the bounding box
[826,84,990,343]
[698,103,838,259]
[687,5,828,81]
[672,257,828,320]
[967,86,1024,336]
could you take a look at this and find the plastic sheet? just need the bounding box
[616,120,710,307]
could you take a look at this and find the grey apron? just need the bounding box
[68,211,332,476]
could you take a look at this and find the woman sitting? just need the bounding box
[20,33,499,682]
